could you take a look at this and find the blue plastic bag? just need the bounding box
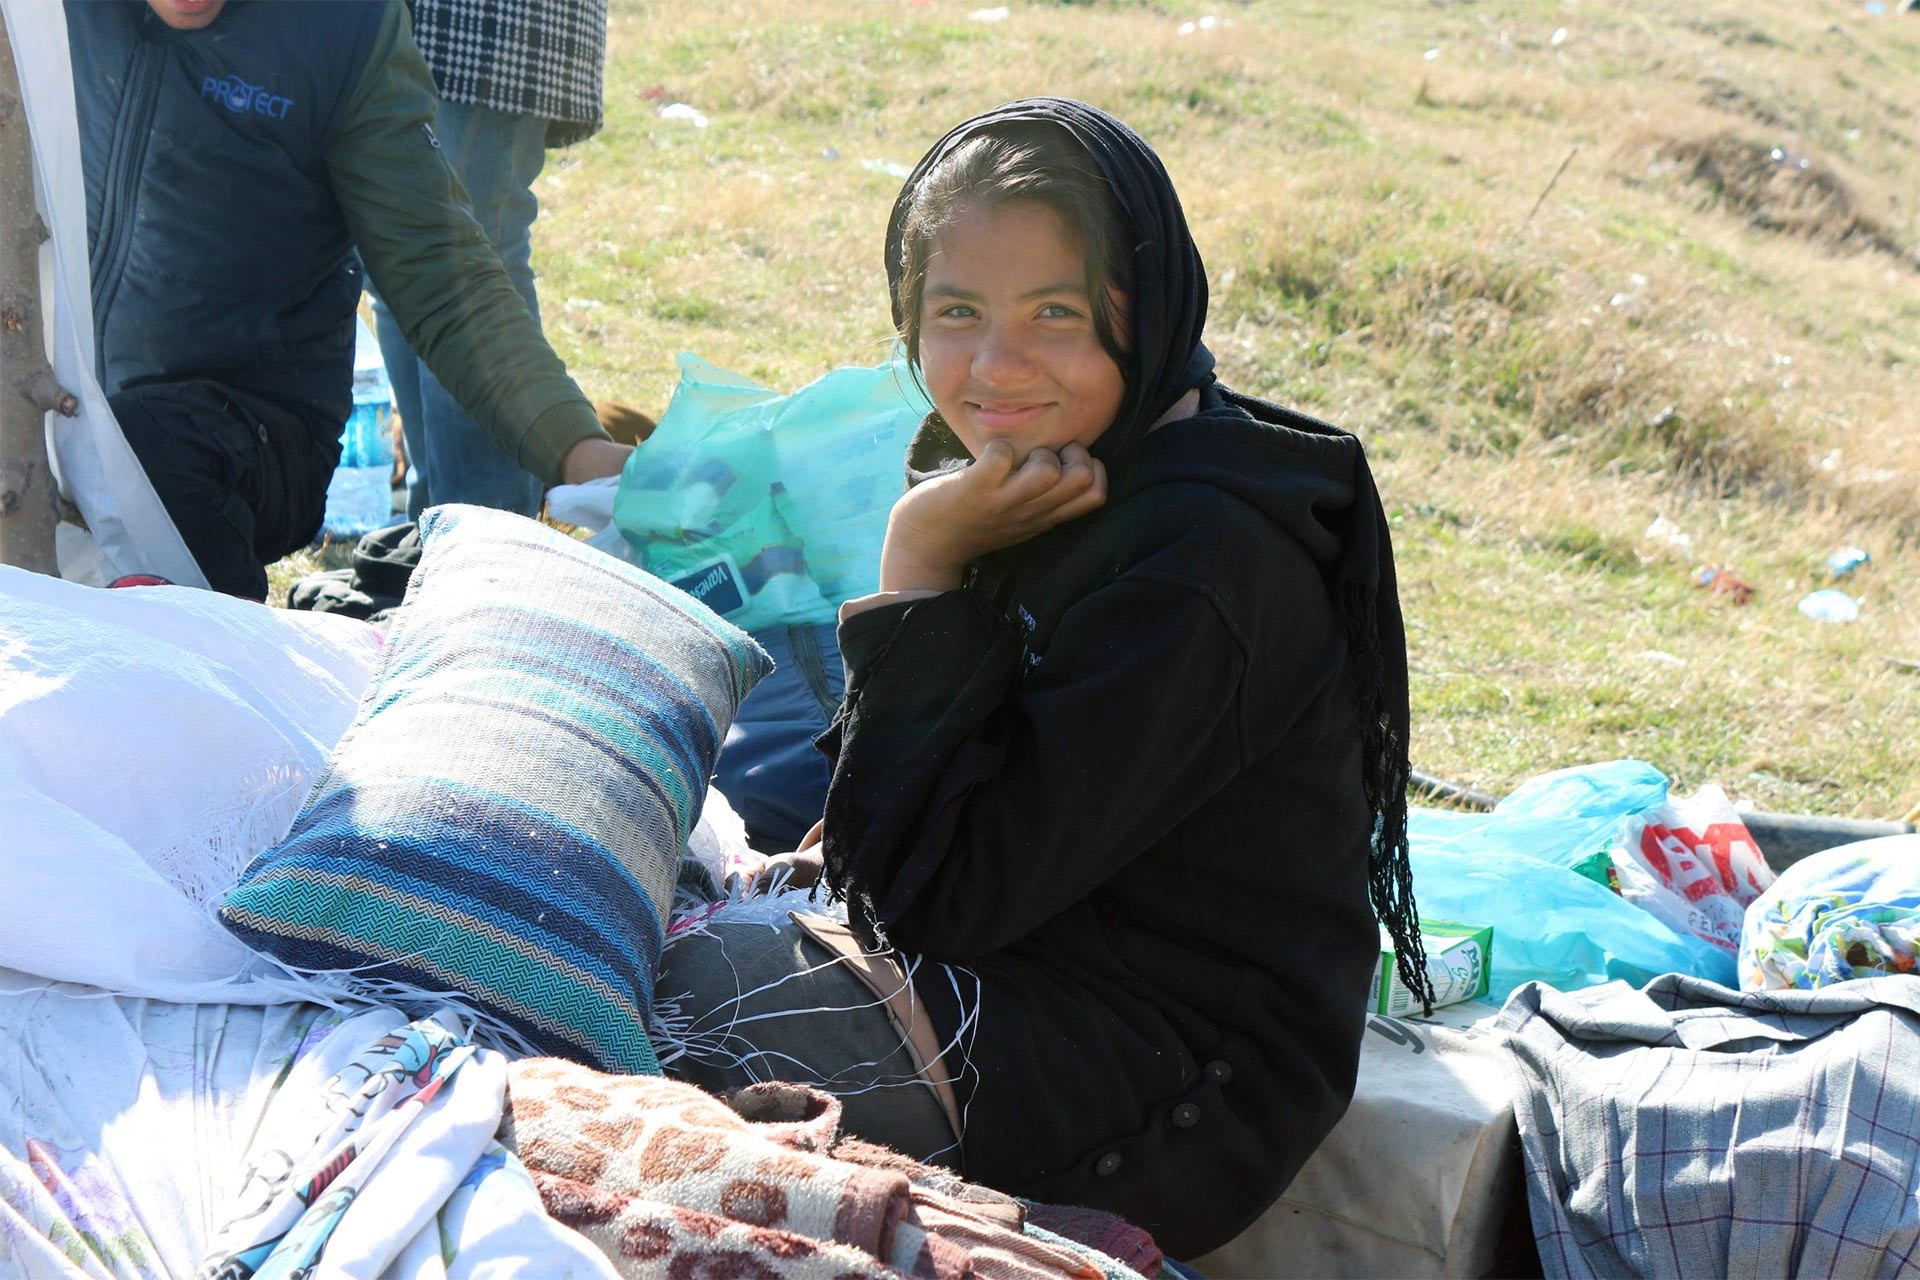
[1408,760,1737,998]
[1414,760,1672,888]
[612,354,931,631]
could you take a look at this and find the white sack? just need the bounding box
[0,0,206,587]
[0,567,379,1000]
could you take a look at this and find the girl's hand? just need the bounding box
[752,849,824,893]
[880,440,1107,592]
[747,819,825,895]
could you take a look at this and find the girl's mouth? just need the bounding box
[968,402,1051,431]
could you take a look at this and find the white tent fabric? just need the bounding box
[1,0,208,588]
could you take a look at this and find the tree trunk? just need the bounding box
[0,17,62,576]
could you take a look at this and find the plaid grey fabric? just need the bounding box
[1500,974,1920,1278]
[408,0,606,146]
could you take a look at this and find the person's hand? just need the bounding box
[753,847,825,894]
[749,821,825,895]
[879,440,1106,593]
[557,436,634,486]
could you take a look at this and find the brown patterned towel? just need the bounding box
[830,1136,1028,1231]
[827,1131,1158,1279]
[824,1140,1102,1280]
[508,1062,1107,1280]
[509,1060,946,1278]
[1022,1203,1163,1279]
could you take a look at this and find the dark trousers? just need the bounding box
[656,918,958,1164]
[111,380,337,600]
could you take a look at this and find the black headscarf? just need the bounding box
[884,99,1431,1009]
[886,97,1217,483]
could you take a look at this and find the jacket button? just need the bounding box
[1095,1152,1122,1177]
[1172,1102,1201,1128]
[1205,1060,1232,1085]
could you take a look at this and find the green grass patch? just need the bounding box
[266,0,1920,824]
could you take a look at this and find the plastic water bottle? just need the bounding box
[322,313,398,538]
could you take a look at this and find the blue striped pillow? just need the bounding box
[220,505,771,1073]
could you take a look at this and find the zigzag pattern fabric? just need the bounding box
[222,505,771,1074]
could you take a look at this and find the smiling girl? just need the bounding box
[659,98,1428,1258]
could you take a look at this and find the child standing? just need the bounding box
[659,98,1427,1260]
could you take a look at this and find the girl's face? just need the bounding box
[917,200,1126,465]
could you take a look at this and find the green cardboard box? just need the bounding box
[1372,918,1493,1017]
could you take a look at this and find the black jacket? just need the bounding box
[820,387,1382,1257]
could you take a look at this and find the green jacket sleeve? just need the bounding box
[324,1,607,486]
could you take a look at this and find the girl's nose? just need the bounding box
[972,323,1034,385]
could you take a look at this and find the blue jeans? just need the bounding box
[373,102,548,519]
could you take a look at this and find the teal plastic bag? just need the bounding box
[612,354,932,631]
[1405,759,1669,890]
[1408,760,1737,998]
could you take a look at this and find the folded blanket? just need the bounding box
[508,1062,1126,1280]
[1021,1204,1162,1280]
[825,1135,1158,1280]
[509,1063,950,1279]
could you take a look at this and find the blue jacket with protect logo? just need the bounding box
[67,0,384,436]
[64,0,604,483]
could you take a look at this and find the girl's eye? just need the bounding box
[1038,303,1082,320]
[935,303,978,320]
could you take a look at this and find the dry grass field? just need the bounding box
[285,0,1920,820]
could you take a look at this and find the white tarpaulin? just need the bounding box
[1193,1001,1530,1279]
[1,0,206,588]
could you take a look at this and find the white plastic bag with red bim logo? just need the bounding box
[1609,784,1774,956]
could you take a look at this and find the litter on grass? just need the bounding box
[1798,589,1861,623]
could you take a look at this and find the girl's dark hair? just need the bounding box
[893,124,1133,380]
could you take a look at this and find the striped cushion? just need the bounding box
[220,505,771,1073]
